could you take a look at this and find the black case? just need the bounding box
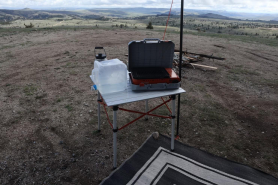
[128,39,180,91]
[128,38,175,71]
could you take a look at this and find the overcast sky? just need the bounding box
[0,0,278,13]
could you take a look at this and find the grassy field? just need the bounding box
[1,16,278,47]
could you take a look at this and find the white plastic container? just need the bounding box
[91,59,127,94]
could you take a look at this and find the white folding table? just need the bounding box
[90,75,185,169]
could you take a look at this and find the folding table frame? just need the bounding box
[92,78,185,169]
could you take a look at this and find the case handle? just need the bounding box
[146,84,167,90]
[147,84,152,89]
[143,38,161,43]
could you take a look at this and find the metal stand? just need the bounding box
[177,0,184,136]
[113,106,118,169]
[145,100,149,120]
[97,91,101,131]
[171,95,176,151]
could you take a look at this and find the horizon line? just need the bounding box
[0,6,278,15]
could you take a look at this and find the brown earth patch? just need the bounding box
[0,28,278,184]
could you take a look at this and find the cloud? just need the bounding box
[0,0,278,13]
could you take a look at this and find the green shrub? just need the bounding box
[24,23,34,28]
[146,22,153,29]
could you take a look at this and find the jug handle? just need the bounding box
[94,47,107,58]
[92,69,97,83]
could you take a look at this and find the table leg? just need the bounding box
[145,100,149,121]
[97,91,101,131]
[171,95,176,151]
[113,106,118,169]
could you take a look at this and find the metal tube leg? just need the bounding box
[171,95,176,151]
[113,106,118,169]
[97,91,101,131]
[145,100,149,120]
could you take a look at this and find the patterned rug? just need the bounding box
[100,134,278,185]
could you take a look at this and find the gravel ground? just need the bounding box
[0,28,277,184]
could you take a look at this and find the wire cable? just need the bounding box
[163,0,174,40]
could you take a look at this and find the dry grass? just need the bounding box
[0,28,277,184]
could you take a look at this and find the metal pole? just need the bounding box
[145,100,149,120]
[113,106,118,169]
[97,91,101,131]
[171,95,176,151]
[177,0,184,136]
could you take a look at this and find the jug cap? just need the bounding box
[96,53,106,59]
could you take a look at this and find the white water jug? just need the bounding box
[92,58,127,94]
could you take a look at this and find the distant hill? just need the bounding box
[0,9,39,21]
[0,9,103,21]
[20,8,33,11]
[0,7,278,22]
[84,8,278,20]
[183,13,239,20]
[87,9,128,17]
[86,8,172,17]
[197,13,236,19]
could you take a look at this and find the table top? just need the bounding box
[90,75,186,107]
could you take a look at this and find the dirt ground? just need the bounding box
[0,28,277,184]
